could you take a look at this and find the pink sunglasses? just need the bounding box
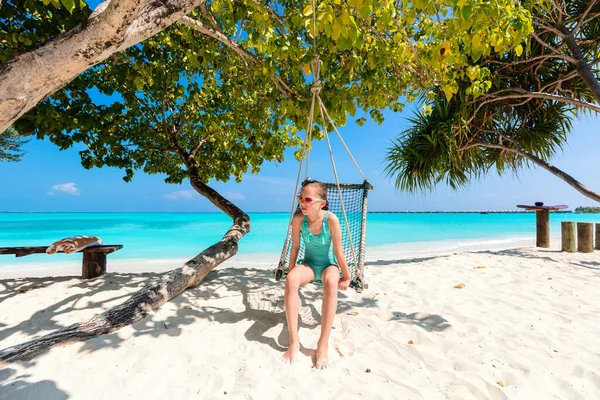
[297,196,324,205]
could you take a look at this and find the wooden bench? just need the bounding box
[0,245,123,279]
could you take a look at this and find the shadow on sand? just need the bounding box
[0,367,69,400]
[0,263,454,395]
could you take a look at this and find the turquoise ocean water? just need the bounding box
[2,212,600,268]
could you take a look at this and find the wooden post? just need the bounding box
[536,209,550,248]
[577,222,594,253]
[561,221,576,252]
[596,224,600,250]
[82,252,107,279]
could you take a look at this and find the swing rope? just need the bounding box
[275,0,372,291]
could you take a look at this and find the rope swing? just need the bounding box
[274,0,373,292]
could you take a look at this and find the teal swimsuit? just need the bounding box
[298,211,338,280]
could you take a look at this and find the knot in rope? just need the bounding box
[309,54,322,95]
[310,80,322,95]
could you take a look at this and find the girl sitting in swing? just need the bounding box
[282,179,351,369]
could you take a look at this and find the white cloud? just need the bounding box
[224,191,245,200]
[163,190,197,200]
[48,183,79,196]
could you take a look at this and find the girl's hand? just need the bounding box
[338,276,351,291]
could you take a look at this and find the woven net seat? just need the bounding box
[275,180,372,292]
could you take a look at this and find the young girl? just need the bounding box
[282,180,351,369]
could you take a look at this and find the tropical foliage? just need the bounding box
[10,0,534,187]
[0,126,28,162]
[575,206,600,213]
[2,0,533,133]
[385,0,600,202]
[0,0,91,63]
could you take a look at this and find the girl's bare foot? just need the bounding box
[315,340,329,369]
[283,341,300,363]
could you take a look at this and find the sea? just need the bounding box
[1,212,600,269]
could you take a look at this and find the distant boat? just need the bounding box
[480,212,489,214]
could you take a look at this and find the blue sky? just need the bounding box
[1,0,599,213]
[1,106,598,212]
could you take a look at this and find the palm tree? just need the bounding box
[385,0,600,203]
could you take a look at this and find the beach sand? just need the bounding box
[1,244,599,399]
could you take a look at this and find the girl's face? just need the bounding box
[298,185,325,215]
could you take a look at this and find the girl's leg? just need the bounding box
[316,265,340,369]
[283,263,315,363]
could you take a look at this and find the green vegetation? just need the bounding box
[11,0,532,188]
[0,127,28,162]
[385,0,600,203]
[0,0,91,63]
[575,207,600,214]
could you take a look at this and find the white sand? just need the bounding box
[1,244,599,399]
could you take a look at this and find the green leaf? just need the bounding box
[515,44,523,56]
[462,5,473,20]
[60,0,76,13]
[341,9,350,24]
[442,85,454,102]
[332,23,342,41]
[470,34,481,51]
[133,77,144,91]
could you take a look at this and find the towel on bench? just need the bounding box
[46,236,103,254]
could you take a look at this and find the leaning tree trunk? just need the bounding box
[0,173,250,365]
[563,28,600,105]
[0,0,206,134]
[480,143,600,203]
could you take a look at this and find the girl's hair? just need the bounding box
[301,179,329,210]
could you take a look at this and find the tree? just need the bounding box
[385,0,600,203]
[1,0,534,363]
[0,0,534,133]
[1,21,300,363]
[0,0,206,133]
[575,206,600,213]
[0,126,28,162]
[468,0,600,114]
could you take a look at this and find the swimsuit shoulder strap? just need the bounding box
[322,211,330,232]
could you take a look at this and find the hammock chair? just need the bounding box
[274,9,373,292]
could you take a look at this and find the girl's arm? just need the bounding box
[328,213,351,289]
[288,212,303,270]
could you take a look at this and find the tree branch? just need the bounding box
[563,30,600,104]
[531,32,576,63]
[0,0,207,134]
[459,141,600,202]
[199,2,221,31]
[580,11,600,27]
[571,0,599,34]
[547,0,568,23]
[0,173,250,365]
[532,18,567,38]
[189,130,219,159]
[491,53,576,67]
[179,16,258,64]
[252,0,286,35]
[476,89,600,114]
[179,16,304,100]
